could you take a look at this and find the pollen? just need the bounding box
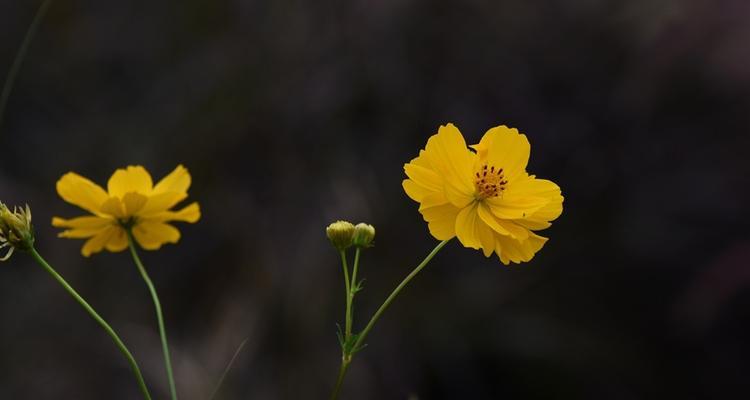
[474,164,507,199]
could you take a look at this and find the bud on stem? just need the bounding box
[0,202,34,260]
[352,223,375,248]
[326,220,355,251]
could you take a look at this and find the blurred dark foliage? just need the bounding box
[1,0,750,398]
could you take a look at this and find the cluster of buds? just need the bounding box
[326,220,376,251]
[0,202,34,261]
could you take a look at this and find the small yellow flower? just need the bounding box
[53,165,200,257]
[402,124,563,265]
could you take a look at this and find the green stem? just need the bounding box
[28,247,152,400]
[353,239,449,351]
[126,232,178,400]
[346,248,361,338]
[329,356,351,400]
[340,250,352,339]
[0,0,54,130]
[329,239,451,400]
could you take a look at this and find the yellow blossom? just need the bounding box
[402,124,563,265]
[52,165,200,257]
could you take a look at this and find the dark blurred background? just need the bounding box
[1,0,749,398]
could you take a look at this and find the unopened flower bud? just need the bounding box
[0,202,34,260]
[326,220,355,251]
[352,223,375,248]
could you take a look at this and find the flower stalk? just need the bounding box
[346,247,361,338]
[29,247,153,400]
[329,239,450,400]
[127,230,178,400]
[340,250,352,339]
[2,202,152,399]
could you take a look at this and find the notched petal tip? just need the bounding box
[178,202,201,223]
[107,166,154,197]
[153,164,192,195]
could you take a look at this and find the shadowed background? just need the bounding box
[1,0,750,398]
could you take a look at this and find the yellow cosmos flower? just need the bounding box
[52,165,201,257]
[402,124,563,265]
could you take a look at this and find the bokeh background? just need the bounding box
[1,0,750,398]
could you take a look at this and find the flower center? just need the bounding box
[474,164,507,199]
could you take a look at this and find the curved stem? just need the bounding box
[329,239,451,400]
[28,247,152,400]
[126,232,178,400]
[352,239,450,351]
[0,0,54,130]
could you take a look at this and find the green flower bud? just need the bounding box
[352,223,375,248]
[326,220,355,251]
[0,202,34,260]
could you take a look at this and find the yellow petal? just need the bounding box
[132,221,181,250]
[484,175,552,219]
[81,226,120,257]
[107,166,153,197]
[424,124,475,207]
[404,163,442,192]
[495,218,529,240]
[417,191,450,210]
[52,215,112,229]
[470,125,504,160]
[483,125,530,183]
[147,202,201,223]
[495,232,548,265]
[122,192,148,215]
[152,165,191,195]
[508,177,564,230]
[477,202,530,240]
[56,172,109,214]
[428,215,459,240]
[455,203,482,249]
[418,202,460,240]
[485,194,548,220]
[476,203,512,236]
[444,177,476,209]
[138,192,188,215]
[100,197,126,219]
[403,179,434,202]
[477,220,496,257]
[104,228,128,252]
[53,216,113,239]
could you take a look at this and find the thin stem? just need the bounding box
[340,250,352,339]
[126,232,178,400]
[28,247,152,400]
[329,356,351,400]
[346,248,361,338]
[352,239,450,351]
[0,0,54,130]
[208,338,249,400]
[329,239,451,400]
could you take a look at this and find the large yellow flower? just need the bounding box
[402,124,563,265]
[52,165,201,257]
